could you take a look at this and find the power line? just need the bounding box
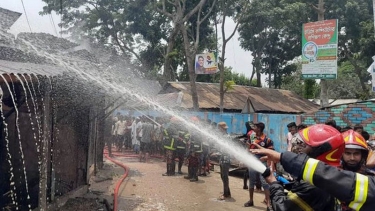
[60,0,63,37]
[49,13,59,37]
[20,0,32,32]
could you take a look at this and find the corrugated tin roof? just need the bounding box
[0,59,66,76]
[0,7,21,30]
[160,82,320,113]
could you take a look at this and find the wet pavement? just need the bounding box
[102,154,268,211]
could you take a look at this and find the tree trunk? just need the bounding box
[163,26,180,81]
[219,62,225,113]
[181,26,199,110]
[255,54,262,87]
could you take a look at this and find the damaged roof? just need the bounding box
[158,82,320,114]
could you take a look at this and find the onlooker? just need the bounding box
[325,119,341,131]
[114,115,127,151]
[245,122,273,210]
[286,122,297,152]
[140,117,154,162]
[354,124,364,133]
[124,115,133,150]
[215,122,231,200]
[133,117,142,154]
[297,123,307,131]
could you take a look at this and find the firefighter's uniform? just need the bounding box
[176,130,189,174]
[162,127,177,176]
[280,151,375,211]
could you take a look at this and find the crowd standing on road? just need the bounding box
[107,113,375,211]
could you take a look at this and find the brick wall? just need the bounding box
[302,101,375,134]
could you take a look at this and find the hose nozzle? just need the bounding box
[262,168,271,178]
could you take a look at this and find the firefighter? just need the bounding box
[176,129,189,174]
[339,130,375,210]
[252,124,344,210]
[162,117,179,176]
[187,131,203,181]
[252,125,375,211]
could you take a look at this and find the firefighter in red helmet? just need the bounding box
[341,130,371,173]
[338,130,374,210]
[253,124,344,210]
[251,125,375,211]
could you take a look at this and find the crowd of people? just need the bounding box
[108,113,375,211]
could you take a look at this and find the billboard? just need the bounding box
[195,52,218,74]
[301,19,338,79]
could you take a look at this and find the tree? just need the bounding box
[281,62,319,98]
[216,0,249,113]
[326,61,369,99]
[157,0,217,110]
[238,0,310,88]
[40,0,168,76]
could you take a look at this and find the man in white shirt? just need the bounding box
[286,122,297,152]
[114,115,127,151]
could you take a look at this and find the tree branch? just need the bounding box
[198,0,217,25]
[113,32,143,64]
[182,0,207,23]
[157,0,174,18]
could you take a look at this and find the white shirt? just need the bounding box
[136,121,143,138]
[115,120,127,136]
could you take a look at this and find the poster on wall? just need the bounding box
[367,56,375,91]
[195,52,218,74]
[301,19,338,79]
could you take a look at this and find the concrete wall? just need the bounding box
[302,101,375,134]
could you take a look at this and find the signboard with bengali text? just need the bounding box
[301,19,338,79]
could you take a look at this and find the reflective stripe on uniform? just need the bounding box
[348,173,369,210]
[164,138,175,150]
[287,192,313,211]
[302,158,319,185]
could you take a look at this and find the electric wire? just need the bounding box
[49,13,59,37]
[60,0,63,37]
[20,0,32,32]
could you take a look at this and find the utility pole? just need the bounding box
[317,0,329,107]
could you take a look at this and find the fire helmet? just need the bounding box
[341,129,369,170]
[297,124,345,166]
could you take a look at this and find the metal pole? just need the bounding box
[317,0,329,107]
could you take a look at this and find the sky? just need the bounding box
[0,0,265,83]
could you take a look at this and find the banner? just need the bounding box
[367,56,375,91]
[195,52,218,74]
[301,19,338,79]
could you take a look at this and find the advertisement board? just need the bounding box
[301,19,338,79]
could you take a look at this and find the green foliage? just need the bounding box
[239,0,375,95]
[224,80,236,91]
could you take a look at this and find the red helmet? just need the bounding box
[190,116,199,122]
[342,129,369,158]
[297,124,345,166]
[342,130,368,150]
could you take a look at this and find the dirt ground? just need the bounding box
[58,154,267,211]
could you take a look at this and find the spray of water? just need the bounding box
[0,74,31,210]
[15,35,268,174]
[0,86,18,209]
[0,31,268,209]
